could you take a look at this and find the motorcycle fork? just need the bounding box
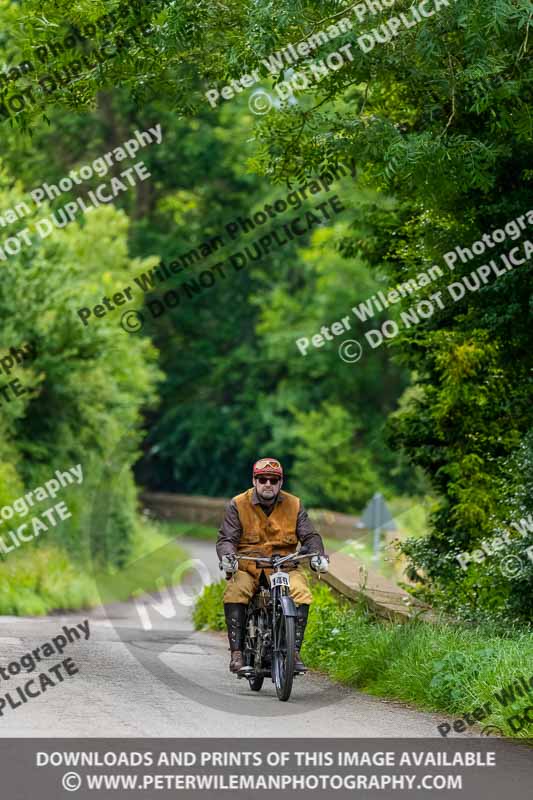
[271,586,284,656]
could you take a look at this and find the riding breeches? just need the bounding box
[223,568,313,604]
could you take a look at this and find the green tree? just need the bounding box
[0,172,161,567]
[290,402,381,510]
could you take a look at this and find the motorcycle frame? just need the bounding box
[237,551,319,679]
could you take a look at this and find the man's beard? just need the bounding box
[258,486,279,504]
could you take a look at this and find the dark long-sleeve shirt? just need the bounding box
[216,488,325,559]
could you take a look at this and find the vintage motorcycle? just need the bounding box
[233,550,320,702]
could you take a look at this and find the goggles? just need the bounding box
[253,458,283,478]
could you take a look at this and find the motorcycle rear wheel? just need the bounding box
[273,613,295,701]
[248,674,264,691]
[245,605,266,691]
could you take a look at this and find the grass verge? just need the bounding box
[193,580,226,631]
[193,578,533,739]
[0,520,188,616]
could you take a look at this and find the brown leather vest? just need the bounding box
[234,488,300,574]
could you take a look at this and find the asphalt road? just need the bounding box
[0,539,482,737]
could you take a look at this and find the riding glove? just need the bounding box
[310,555,329,573]
[219,554,238,574]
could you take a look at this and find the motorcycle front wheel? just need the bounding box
[272,609,295,701]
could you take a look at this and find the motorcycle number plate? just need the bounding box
[270,571,290,588]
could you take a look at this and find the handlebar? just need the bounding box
[236,551,320,566]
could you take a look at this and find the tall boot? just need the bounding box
[224,602,247,673]
[294,604,309,673]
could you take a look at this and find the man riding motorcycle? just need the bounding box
[216,457,329,675]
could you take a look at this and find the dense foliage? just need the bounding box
[0,175,161,567]
[0,0,530,618]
